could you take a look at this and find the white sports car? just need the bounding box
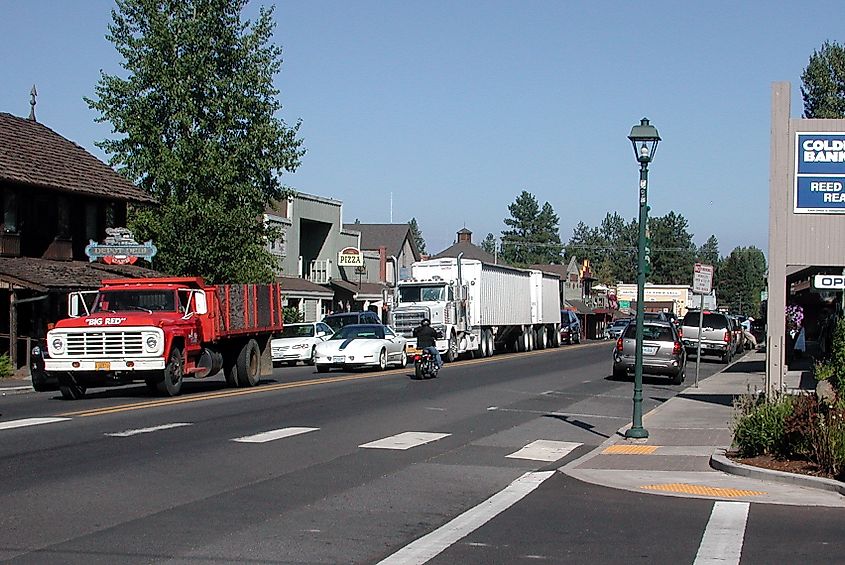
[314,324,407,373]
[272,322,334,366]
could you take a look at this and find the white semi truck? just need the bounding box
[392,256,561,361]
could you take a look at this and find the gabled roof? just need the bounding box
[530,264,568,278]
[342,223,420,260]
[433,240,501,264]
[0,112,154,203]
[277,275,332,297]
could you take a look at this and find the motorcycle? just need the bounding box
[413,348,439,379]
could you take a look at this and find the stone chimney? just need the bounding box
[456,228,472,243]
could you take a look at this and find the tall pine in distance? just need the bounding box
[408,217,427,255]
[500,191,562,266]
[87,0,305,283]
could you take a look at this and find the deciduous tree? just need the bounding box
[87,0,305,283]
[802,40,845,118]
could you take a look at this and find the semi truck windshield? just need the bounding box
[398,285,446,302]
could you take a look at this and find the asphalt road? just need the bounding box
[1,343,842,564]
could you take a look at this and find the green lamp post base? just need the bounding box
[625,426,649,439]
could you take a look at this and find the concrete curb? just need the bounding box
[0,385,35,396]
[710,447,845,496]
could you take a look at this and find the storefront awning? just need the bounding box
[329,279,387,301]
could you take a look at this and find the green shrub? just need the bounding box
[732,393,794,458]
[0,353,12,379]
[283,306,303,324]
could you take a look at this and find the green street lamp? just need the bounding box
[625,118,661,440]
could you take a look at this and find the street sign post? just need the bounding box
[692,263,714,388]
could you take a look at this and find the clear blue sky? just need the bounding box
[0,1,836,258]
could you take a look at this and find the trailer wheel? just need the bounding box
[486,330,495,357]
[236,339,261,387]
[537,328,547,350]
[59,375,86,400]
[446,334,458,363]
[157,346,184,397]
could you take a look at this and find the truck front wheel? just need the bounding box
[236,339,261,387]
[157,346,184,396]
[446,334,458,363]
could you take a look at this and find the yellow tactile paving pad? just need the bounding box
[640,483,766,497]
[602,444,659,455]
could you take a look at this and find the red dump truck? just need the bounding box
[42,277,283,399]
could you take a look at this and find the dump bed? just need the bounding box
[210,283,285,339]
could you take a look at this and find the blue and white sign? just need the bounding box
[795,133,845,213]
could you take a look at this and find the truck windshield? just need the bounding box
[398,285,446,302]
[93,290,177,313]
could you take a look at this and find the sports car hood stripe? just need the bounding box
[339,339,355,350]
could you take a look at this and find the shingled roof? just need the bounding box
[342,223,420,260]
[0,257,160,292]
[0,112,154,203]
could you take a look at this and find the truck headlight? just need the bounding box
[51,337,65,353]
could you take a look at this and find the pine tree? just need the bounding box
[500,191,562,265]
[408,217,427,255]
[718,246,767,316]
[86,0,305,283]
[481,233,497,255]
[802,40,845,118]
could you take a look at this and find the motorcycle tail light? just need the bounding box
[414,355,421,361]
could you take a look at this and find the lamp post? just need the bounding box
[625,118,661,440]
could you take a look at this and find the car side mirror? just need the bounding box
[317,331,326,338]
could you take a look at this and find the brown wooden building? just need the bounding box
[0,111,157,368]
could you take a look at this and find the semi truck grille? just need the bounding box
[393,310,428,336]
[65,331,144,357]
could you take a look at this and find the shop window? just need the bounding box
[3,189,18,233]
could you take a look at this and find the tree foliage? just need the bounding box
[87,0,305,283]
[500,191,562,265]
[649,211,697,285]
[481,233,496,255]
[801,40,845,118]
[718,246,767,316]
[408,217,426,255]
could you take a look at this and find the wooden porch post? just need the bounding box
[9,289,17,367]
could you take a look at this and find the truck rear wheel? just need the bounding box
[446,334,458,363]
[157,346,184,396]
[59,376,86,400]
[236,339,261,387]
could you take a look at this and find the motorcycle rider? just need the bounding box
[413,318,443,371]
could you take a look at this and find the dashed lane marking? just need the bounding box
[0,417,70,430]
[360,431,450,450]
[506,440,582,462]
[232,427,319,443]
[602,444,660,455]
[106,422,192,437]
[641,484,766,497]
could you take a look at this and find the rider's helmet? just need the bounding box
[421,318,431,326]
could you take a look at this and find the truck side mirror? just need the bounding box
[193,291,208,315]
[68,292,88,318]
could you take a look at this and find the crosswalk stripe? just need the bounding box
[506,440,582,462]
[0,417,70,431]
[106,423,192,437]
[359,431,450,450]
[694,501,749,565]
[232,427,319,443]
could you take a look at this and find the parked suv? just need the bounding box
[612,321,686,384]
[322,311,382,332]
[560,310,582,344]
[681,310,735,364]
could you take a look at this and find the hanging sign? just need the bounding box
[85,227,157,265]
[338,246,364,266]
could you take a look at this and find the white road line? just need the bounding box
[377,471,555,565]
[506,440,582,462]
[0,417,70,431]
[106,423,193,437]
[693,501,750,565]
[359,431,450,450]
[232,427,319,443]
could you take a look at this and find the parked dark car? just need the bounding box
[322,311,382,332]
[560,310,581,344]
[612,321,686,384]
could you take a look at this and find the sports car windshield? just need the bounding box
[330,325,385,340]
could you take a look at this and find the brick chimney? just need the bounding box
[457,228,472,243]
[378,246,387,282]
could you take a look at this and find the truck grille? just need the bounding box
[65,331,144,357]
[393,310,428,336]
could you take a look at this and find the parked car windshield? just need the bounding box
[280,325,315,338]
[94,290,176,313]
[624,324,674,341]
[323,314,359,331]
[682,312,729,329]
[330,325,385,340]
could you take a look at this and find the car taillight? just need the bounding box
[677,328,683,338]
[724,330,731,343]
[673,341,682,355]
[616,338,623,352]
[414,354,421,361]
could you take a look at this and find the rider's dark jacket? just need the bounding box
[413,325,438,349]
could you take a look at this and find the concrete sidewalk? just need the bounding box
[0,375,34,395]
[562,350,845,507]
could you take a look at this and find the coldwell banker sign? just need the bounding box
[795,133,845,213]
